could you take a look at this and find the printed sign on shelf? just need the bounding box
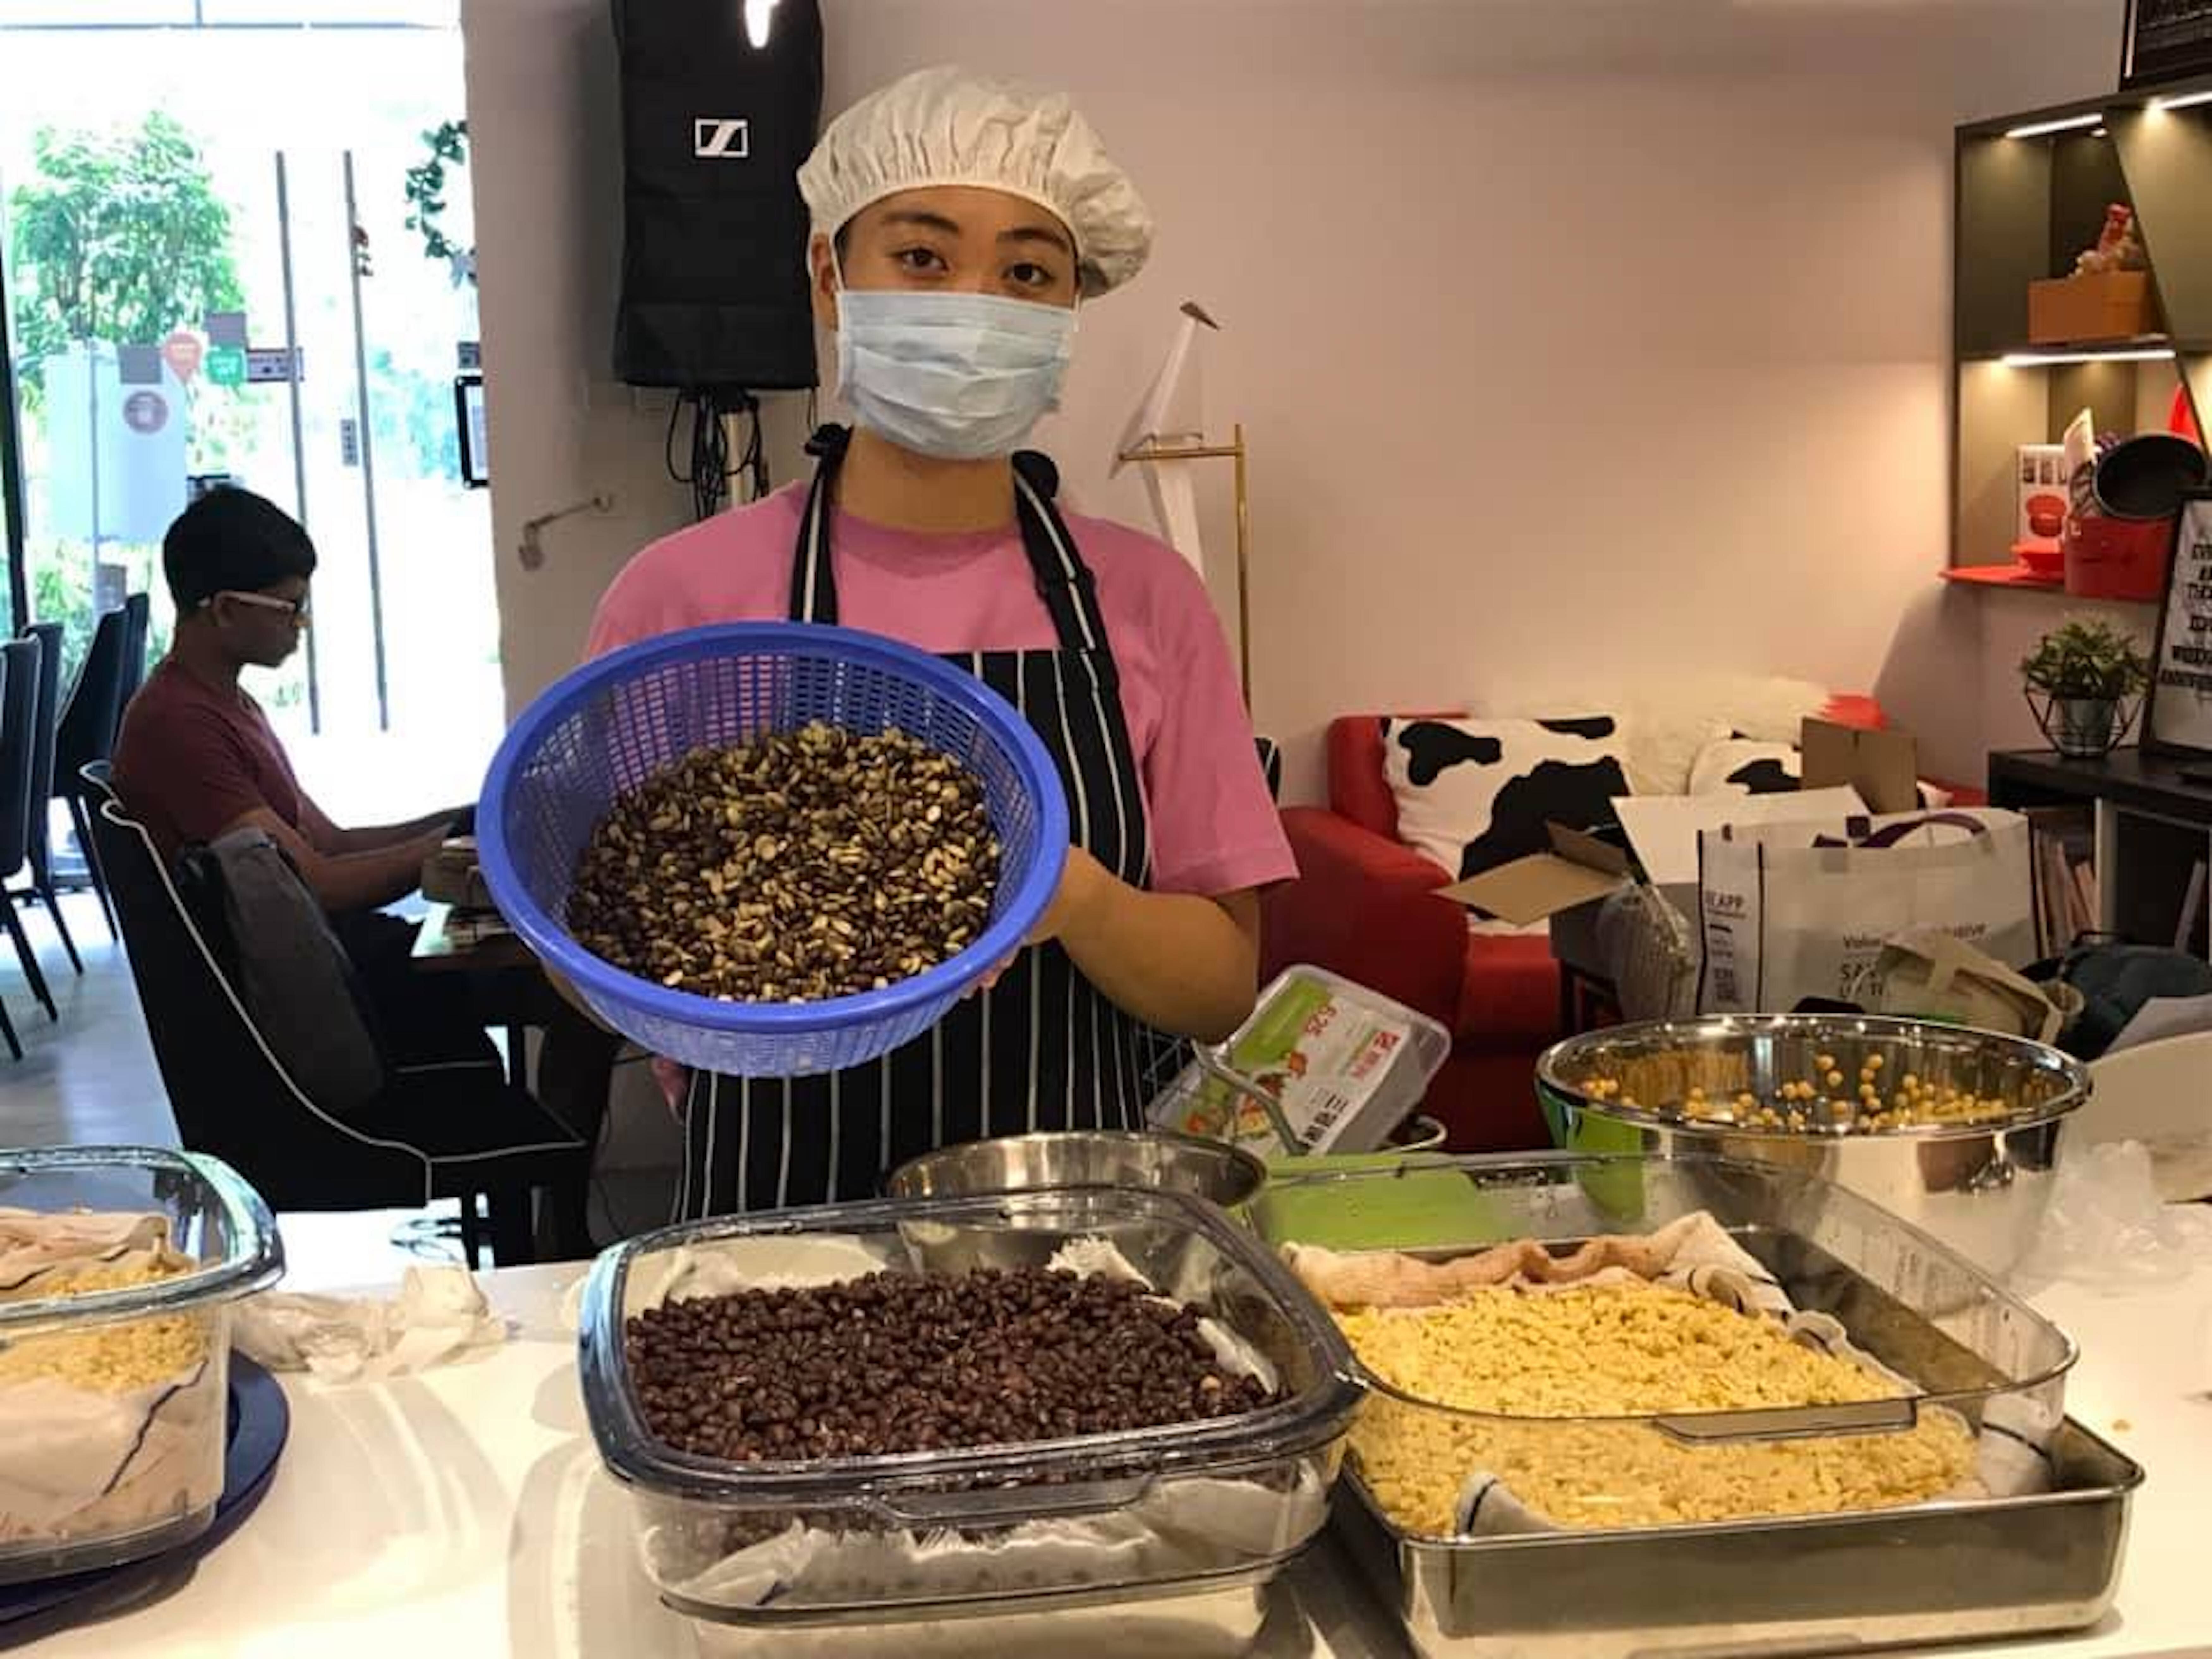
[2147,492,2212,758]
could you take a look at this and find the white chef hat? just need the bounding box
[797,64,1153,297]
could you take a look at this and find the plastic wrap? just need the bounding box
[2021,1140,2212,1288]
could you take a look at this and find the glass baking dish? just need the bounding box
[0,1146,283,1582]
[1243,1153,2076,1540]
[577,1186,1363,1627]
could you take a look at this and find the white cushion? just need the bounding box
[1383,716,1632,883]
[1688,737,1954,810]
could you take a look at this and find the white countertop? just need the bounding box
[26,1251,2212,1659]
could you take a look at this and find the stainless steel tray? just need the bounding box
[1326,1417,2141,1659]
[682,1558,1286,1658]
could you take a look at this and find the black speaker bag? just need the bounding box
[612,0,823,391]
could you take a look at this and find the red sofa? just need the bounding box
[1258,698,1918,1151]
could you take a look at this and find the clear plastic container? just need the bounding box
[0,1147,283,1582]
[1243,1154,2076,1540]
[1151,965,1452,1158]
[577,1187,1362,1632]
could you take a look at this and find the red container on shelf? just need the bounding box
[2064,512,2173,599]
[2064,433,2209,601]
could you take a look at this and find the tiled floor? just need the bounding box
[0,888,679,1291]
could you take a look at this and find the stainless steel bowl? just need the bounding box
[1537,1014,2091,1277]
[884,1130,1268,1210]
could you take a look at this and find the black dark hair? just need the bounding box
[162,487,317,611]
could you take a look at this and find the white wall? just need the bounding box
[463,0,697,714]
[463,0,2133,802]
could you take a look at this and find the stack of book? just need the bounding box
[2026,808,2097,957]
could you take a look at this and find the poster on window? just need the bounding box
[2147,491,2212,758]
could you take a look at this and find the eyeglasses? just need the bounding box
[213,589,311,625]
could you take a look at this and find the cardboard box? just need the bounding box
[1440,823,1633,926]
[1439,718,1919,927]
[2016,443,2070,543]
[421,837,492,910]
[2027,271,2158,345]
[1800,718,1920,815]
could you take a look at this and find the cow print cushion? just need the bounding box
[1688,738,1801,796]
[1383,716,1632,883]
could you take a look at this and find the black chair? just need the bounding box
[85,770,591,1266]
[53,596,146,940]
[16,622,82,975]
[0,639,57,1038]
[118,592,150,708]
[1255,735,1283,803]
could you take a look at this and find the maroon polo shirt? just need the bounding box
[112,659,306,867]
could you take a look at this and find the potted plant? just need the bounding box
[2020,617,2150,757]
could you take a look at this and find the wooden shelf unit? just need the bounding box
[1951,81,2212,583]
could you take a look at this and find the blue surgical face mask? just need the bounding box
[834,285,1077,461]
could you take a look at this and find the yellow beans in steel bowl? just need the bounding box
[1537,1014,2088,1278]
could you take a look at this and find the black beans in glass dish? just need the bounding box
[623,1266,1280,1463]
[566,722,1000,1003]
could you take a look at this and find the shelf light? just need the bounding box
[2150,88,2212,111]
[2001,347,2176,366]
[2003,114,2104,138]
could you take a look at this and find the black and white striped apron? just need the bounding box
[674,426,1157,1217]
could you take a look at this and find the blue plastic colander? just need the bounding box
[477,623,1070,1076]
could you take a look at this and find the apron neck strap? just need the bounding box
[787,427,1109,654]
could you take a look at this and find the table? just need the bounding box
[35,1246,2212,1659]
[409,901,571,1092]
[410,900,535,976]
[1988,747,2212,957]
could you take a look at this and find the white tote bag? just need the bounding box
[1698,810,2037,1014]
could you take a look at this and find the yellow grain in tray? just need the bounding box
[0,1256,210,1394]
[1340,1282,1977,1535]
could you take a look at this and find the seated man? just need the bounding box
[113,486,471,1060]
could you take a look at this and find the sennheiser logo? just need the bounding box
[693,118,751,159]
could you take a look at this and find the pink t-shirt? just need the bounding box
[586,482,1294,899]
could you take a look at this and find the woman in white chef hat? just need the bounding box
[588,65,1291,1217]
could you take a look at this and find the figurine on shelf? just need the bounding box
[2074,204,2148,276]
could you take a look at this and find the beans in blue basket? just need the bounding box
[624,1266,1278,1461]
[567,723,999,1002]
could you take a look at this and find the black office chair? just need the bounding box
[53,597,145,940]
[0,639,57,1036]
[16,622,82,975]
[85,771,591,1266]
